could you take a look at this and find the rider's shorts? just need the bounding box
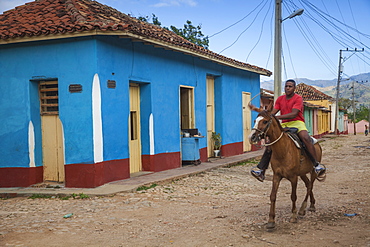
[281,120,308,133]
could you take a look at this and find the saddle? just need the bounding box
[283,128,318,150]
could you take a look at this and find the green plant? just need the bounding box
[59,195,71,200]
[28,194,52,199]
[211,132,222,150]
[71,193,90,199]
[136,183,158,191]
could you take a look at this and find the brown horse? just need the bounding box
[249,106,323,230]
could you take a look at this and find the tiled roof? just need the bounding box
[295,83,334,101]
[0,0,272,76]
[261,88,274,99]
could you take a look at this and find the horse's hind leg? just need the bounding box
[299,174,311,216]
[267,174,282,230]
[308,172,316,212]
[289,176,298,223]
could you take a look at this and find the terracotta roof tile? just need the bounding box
[295,83,334,101]
[0,0,271,76]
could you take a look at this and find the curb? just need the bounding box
[0,150,264,198]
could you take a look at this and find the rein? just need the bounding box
[253,114,284,147]
[263,132,284,146]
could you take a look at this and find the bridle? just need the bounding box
[252,114,284,147]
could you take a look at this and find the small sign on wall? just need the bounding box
[69,84,82,93]
[107,80,116,89]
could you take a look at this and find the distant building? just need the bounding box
[348,120,369,134]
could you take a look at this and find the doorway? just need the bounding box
[129,84,142,173]
[206,77,215,157]
[39,80,65,182]
[242,92,252,152]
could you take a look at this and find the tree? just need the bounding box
[169,20,209,49]
[137,14,209,49]
[355,105,370,122]
[338,98,352,114]
[138,14,162,27]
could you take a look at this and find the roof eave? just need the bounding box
[0,30,272,76]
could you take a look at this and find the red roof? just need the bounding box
[295,83,334,101]
[0,0,272,76]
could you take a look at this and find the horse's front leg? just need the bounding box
[267,174,282,230]
[289,176,298,223]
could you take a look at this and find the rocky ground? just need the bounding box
[1,134,369,247]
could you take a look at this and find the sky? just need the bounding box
[1,0,369,82]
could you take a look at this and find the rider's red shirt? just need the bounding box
[274,93,305,123]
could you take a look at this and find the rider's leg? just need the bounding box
[257,146,272,170]
[251,146,272,182]
[298,130,326,176]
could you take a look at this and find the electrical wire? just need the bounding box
[218,0,269,55]
[285,1,337,76]
[245,0,273,62]
[265,9,274,69]
[285,1,337,75]
[208,0,267,38]
[347,0,363,72]
[295,0,370,75]
[282,25,298,80]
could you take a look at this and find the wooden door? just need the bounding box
[42,115,64,181]
[243,92,252,152]
[40,81,65,182]
[206,77,215,157]
[129,84,142,173]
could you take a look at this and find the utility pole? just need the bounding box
[334,48,364,135]
[350,81,356,135]
[273,1,303,102]
[274,0,282,103]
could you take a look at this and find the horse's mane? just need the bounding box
[259,110,284,131]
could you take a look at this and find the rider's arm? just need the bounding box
[271,108,279,115]
[276,108,300,120]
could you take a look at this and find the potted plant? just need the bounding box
[211,132,222,157]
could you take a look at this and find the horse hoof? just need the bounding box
[290,218,298,223]
[266,222,275,230]
[308,207,316,212]
[298,210,306,216]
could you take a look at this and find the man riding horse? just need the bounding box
[249,79,326,182]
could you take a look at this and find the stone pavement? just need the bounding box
[0,149,264,198]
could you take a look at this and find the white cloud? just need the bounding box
[152,0,197,7]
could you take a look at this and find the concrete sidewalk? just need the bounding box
[0,149,264,198]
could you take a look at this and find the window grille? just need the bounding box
[39,81,58,115]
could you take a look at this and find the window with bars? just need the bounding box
[39,81,59,115]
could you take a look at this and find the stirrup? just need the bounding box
[251,167,265,182]
[315,163,326,178]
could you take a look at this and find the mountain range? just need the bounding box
[261,72,370,105]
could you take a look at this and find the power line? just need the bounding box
[282,23,298,80]
[265,8,274,69]
[245,0,273,62]
[217,0,269,55]
[208,0,267,38]
[287,1,338,75]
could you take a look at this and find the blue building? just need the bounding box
[0,0,271,188]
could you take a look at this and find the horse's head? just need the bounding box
[248,110,273,144]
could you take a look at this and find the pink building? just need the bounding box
[348,120,369,134]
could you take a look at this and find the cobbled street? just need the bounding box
[1,134,369,247]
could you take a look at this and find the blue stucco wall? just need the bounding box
[0,38,97,167]
[0,35,262,169]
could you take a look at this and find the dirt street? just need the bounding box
[1,134,369,247]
